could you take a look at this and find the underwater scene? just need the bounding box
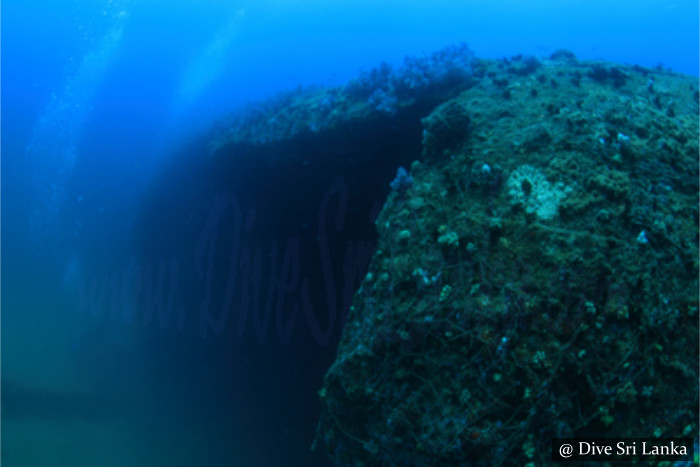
[2,1,699,466]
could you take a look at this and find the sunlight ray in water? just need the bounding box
[26,4,129,242]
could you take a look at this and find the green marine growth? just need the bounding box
[315,53,699,466]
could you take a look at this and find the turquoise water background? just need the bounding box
[2,1,698,466]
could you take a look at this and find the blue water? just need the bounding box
[2,1,698,466]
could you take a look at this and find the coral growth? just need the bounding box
[312,51,698,466]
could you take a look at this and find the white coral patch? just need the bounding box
[506,165,570,220]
